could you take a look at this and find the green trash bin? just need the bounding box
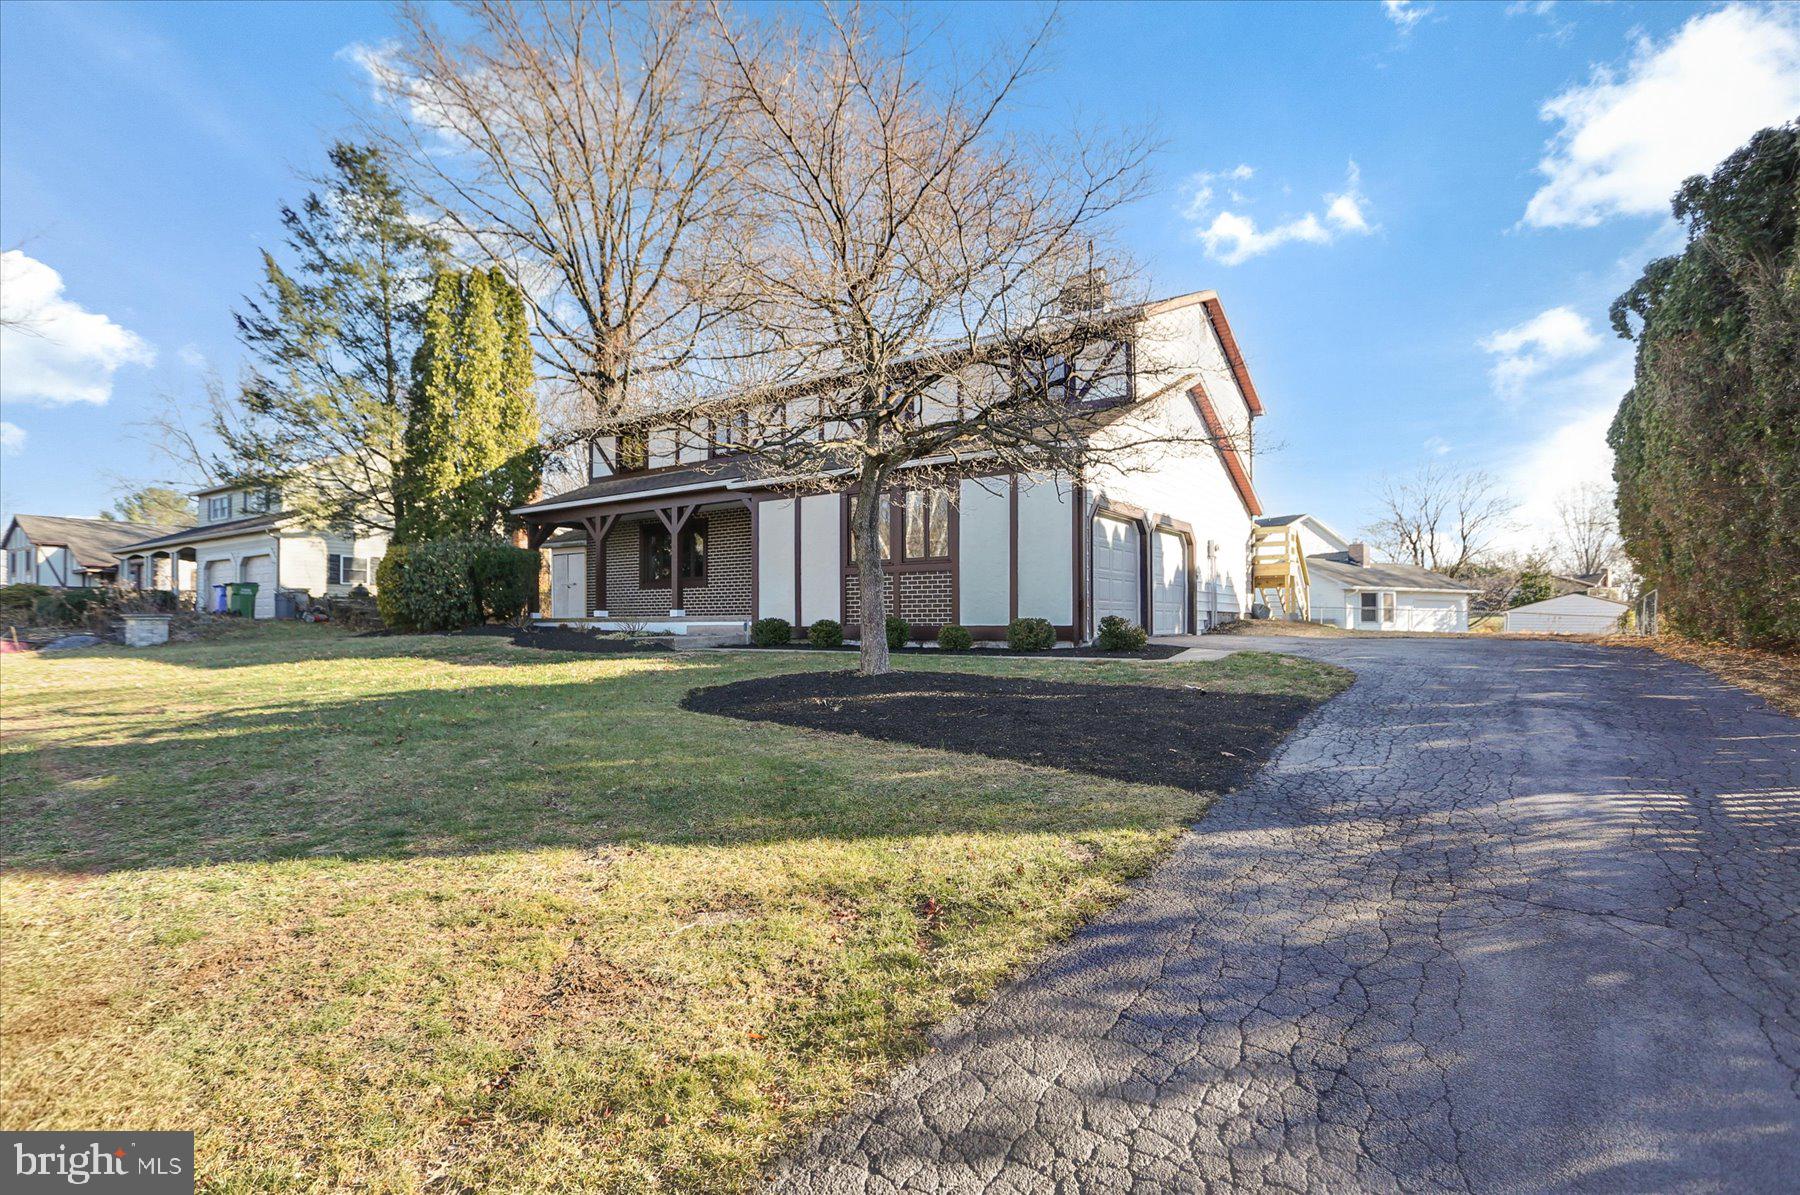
[227,582,260,618]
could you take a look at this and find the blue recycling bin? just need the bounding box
[211,583,229,613]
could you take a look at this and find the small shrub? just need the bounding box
[885,615,911,650]
[375,547,411,629]
[808,618,844,649]
[0,582,52,616]
[936,623,973,651]
[468,541,540,623]
[1006,617,1055,652]
[33,588,112,627]
[1096,615,1149,652]
[750,617,792,647]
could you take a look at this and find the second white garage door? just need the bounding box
[1151,531,1188,635]
[239,553,276,618]
[1092,516,1141,626]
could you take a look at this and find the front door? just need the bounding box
[550,550,585,619]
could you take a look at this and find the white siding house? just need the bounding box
[117,484,388,619]
[1504,592,1629,635]
[515,288,1270,643]
[1305,544,1476,633]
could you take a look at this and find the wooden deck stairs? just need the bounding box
[1250,524,1310,620]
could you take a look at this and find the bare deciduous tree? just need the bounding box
[1366,462,1516,578]
[689,4,1216,675]
[366,0,747,439]
[1553,481,1623,578]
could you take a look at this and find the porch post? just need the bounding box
[581,514,617,615]
[654,504,696,614]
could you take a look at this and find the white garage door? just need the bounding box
[1151,531,1188,635]
[1400,596,1462,633]
[239,554,276,618]
[550,550,585,619]
[1091,516,1141,627]
[201,559,232,611]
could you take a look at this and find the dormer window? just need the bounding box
[206,496,232,521]
[242,489,274,513]
[617,428,649,472]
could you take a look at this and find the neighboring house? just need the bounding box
[1306,542,1477,633]
[1550,568,1625,601]
[1253,512,1350,560]
[2,515,182,588]
[518,288,1266,643]
[117,483,388,619]
[1504,592,1629,635]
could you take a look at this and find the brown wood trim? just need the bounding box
[948,485,961,627]
[1007,475,1020,623]
[1201,296,1264,416]
[749,494,760,621]
[1070,481,1085,643]
[837,488,956,575]
[1187,382,1263,517]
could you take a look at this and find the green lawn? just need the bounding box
[1,625,1349,1192]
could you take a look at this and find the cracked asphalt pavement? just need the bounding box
[772,636,1800,1192]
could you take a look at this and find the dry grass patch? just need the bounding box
[1,625,1349,1191]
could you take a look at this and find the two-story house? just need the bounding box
[515,287,1265,644]
[117,483,388,618]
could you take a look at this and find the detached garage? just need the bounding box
[1304,545,1477,633]
[1504,592,1628,635]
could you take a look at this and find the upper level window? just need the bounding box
[242,489,275,514]
[617,429,649,472]
[206,495,232,521]
[707,413,749,457]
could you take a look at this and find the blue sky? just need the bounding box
[3,1,1796,548]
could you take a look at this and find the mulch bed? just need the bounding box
[682,670,1318,794]
[502,625,671,654]
[742,642,1188,660]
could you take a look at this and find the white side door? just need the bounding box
[550,550,585,619]
[1151,530,1188,635]
[239,554,276,618]
[1091,516,1141,626]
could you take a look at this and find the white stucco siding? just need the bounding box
[756,498,797,621]
[1088,378,1255,627]
[1015,476,1073,625]
[1131,301,1254,451]
[957,478,1011,626]
[797,493,841,625]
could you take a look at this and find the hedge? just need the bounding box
[378,537,538,632]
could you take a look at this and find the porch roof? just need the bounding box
[516,459,759,517]
[117,512,290,552]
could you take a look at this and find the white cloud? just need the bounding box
[0,251,156,406]
[1481,305,1603,398]
[1185,162,1374,266]
[1423,435,1453,457]
[177,344,208,370]
[0,421,25,456]
[1382,1,1433,34]
[1498,378,1628,550]
[1525,5,1800,228]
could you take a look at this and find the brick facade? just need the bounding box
[841,569,955,628]
[588,505,752,619]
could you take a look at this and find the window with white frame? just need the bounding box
[206,495,233,521]
[329,554,376,586]
[1358,591,1397,625]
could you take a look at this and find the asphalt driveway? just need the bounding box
[773,636,1800,1192]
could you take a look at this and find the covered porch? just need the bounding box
[523,488,758,640]
[118,546,196,602]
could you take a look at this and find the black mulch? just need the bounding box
[743,642,1188,660]
[681,670,1318,793]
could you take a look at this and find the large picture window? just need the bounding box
[640,519,706,588]
[848,488,952,565]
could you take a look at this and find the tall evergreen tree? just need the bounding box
[201,144,446,533]
[395,267,541,543]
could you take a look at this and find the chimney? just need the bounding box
[1058,268,1111,314]
[1348,541,1370,567]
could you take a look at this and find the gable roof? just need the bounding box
[1186,382,1262,517]
[1506,592,1629,614]
[1255,512,1350,551]
[117,511,291,552]
[1200,296,1264,416]
[5,515,185,570]
[1307,551,1477,593]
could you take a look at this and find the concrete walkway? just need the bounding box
[772,635,1800,1192]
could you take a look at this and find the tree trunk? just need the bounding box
[853,468,891,676]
